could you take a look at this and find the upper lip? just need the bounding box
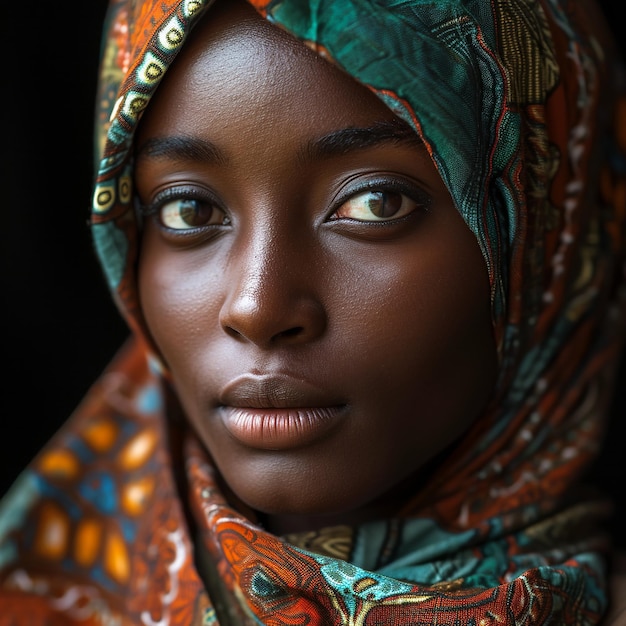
[218,374,344,409]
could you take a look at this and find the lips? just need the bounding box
[218,374,347,450]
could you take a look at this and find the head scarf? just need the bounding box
[1,0,626,623]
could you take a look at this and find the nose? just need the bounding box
[218,230,327,348]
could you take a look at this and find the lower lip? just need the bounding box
[220,406,346,450]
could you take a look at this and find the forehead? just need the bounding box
[136,0,404,149]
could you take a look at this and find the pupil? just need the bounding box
[180,199,211,226]
[368,191,402,218]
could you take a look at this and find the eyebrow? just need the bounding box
[135,118,423,167]
[300,119,424,163]
[135,135,227,166]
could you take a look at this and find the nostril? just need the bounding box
[224,326,243,340]
[273,326,304,342]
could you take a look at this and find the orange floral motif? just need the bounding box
[33,502,70,561]
[38,450,79,479]
[82,418,119,453]
[117,429,157,470]
[104,528,131,584]
[121,475,155,515]
[74,518,103,567]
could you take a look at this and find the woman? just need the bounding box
[1,0,625,623]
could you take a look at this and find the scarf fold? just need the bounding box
[1,0,626,623]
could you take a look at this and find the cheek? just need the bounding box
[338,232,497,450]
[137,231,223,372]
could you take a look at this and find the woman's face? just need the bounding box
[136,0,497,531]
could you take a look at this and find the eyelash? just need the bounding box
[139,186,219,216]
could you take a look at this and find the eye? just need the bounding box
[330,186,428,223]
[158,196,230,230]
[142,190,230,231]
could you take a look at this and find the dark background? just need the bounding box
[1,2,624,545]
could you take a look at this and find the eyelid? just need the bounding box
[327,175,432,221]
[138,184,224,217]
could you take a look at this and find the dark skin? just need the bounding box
[135,0,498,535]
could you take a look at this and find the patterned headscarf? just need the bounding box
[1,0,625,623]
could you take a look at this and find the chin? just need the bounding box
[223,464,395,534]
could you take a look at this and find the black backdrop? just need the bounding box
[1,2,624,545]
[1,0,125,490]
